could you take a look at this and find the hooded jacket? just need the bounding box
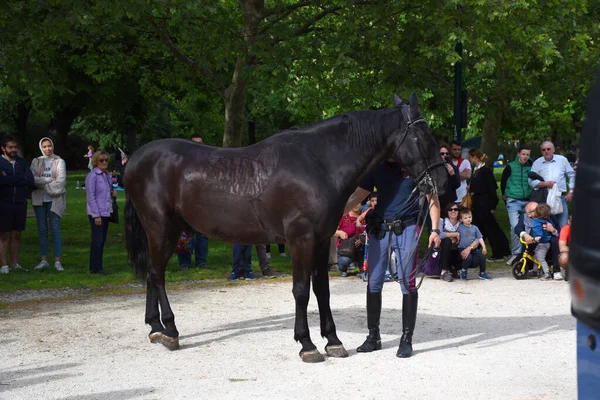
[30,137,67,217]
[0,151,34,204]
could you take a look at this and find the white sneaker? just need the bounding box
[34,261,50,270]
[0,265,9,274]
[506,255,518,265]
[13,263,27,271]
[553,272,564,281]
[54,262,64,271]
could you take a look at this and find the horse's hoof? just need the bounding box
[160,335,180,350]
[325,344,349,358]
[300,349,325,363]
[148,332,162,344]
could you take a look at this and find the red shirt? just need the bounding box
[336,213,365,247]
[559,224,571,246]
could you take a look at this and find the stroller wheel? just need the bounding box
[511,257,528,280]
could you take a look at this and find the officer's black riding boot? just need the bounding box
[397,291,418,358]
[357,291,382,352]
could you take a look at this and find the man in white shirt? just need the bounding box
[450,140,471,203]
[529,141,576,229]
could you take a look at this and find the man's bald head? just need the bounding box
[525,202,538,214]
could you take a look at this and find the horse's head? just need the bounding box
[390,93,447,195]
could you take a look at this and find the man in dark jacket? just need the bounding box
[501,146,533,265]
[0,135,34,274]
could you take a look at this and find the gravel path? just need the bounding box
[0,270,576,400]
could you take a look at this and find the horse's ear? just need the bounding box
[409,92,419,111]
[393,94,404,106]
[409,92,421,118]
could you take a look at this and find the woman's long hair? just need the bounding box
[468,148,488,164]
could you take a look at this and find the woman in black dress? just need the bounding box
[468,148,510,260]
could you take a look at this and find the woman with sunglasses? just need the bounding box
[438,144,461,212]
[439,203,463,281]
[85,150,116,275]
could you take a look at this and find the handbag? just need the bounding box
[109,197,119,224]
[338,237,358,257]
[422,250,442,276]
[460,193,472,210]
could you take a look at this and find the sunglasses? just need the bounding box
[440,152,449,156]
[448,208,459,212]
[542,148,552,151]
[98,158,109,163]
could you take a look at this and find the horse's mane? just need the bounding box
[270,106,404,156]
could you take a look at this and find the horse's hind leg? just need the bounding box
[146,223,181,350]
[312,240,347,358]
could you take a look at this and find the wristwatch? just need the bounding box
[432,229,440,234]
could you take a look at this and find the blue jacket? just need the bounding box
[532,218,555,244]
[0,155,34,203]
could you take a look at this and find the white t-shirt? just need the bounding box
[452,158,471,202]
[42,159,52,202]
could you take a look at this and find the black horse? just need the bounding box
[124,93,446,362]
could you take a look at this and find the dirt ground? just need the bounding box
[0,270,576,400]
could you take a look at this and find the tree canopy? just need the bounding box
[1,0,598,164]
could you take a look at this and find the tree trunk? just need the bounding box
[221,0,262,148]
[14,102,31,158]
[222,60,249,148]
[49,105,83,154]
[127,123,137,152]
[248,120,256,145]
[480,107,502,166]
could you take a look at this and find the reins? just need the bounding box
[378,109,447,292]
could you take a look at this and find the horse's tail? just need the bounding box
[125,196,148,280]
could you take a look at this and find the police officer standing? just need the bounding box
[345,161,441,358]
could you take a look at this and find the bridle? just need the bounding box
[393,107,446,194]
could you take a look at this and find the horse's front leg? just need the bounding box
[145,282,164,343]
[289,231,324,363]
[312,240,347,358]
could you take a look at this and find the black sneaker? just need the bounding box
[261,268,277,279]
[441,271,454,282]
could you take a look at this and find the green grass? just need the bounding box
[1,169,515,293]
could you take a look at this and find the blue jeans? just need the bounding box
[367,224,418,294]
[177,232,208,267]
[460,249,486,272]
[506,198,528,255]
[232,244,252,274]
[551,197,569,229]
[33,202,62,258]
[337,254,355,272]
[88,216,110,273]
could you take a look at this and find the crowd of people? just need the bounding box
[331,139,575,285]
[1,132,577,361]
